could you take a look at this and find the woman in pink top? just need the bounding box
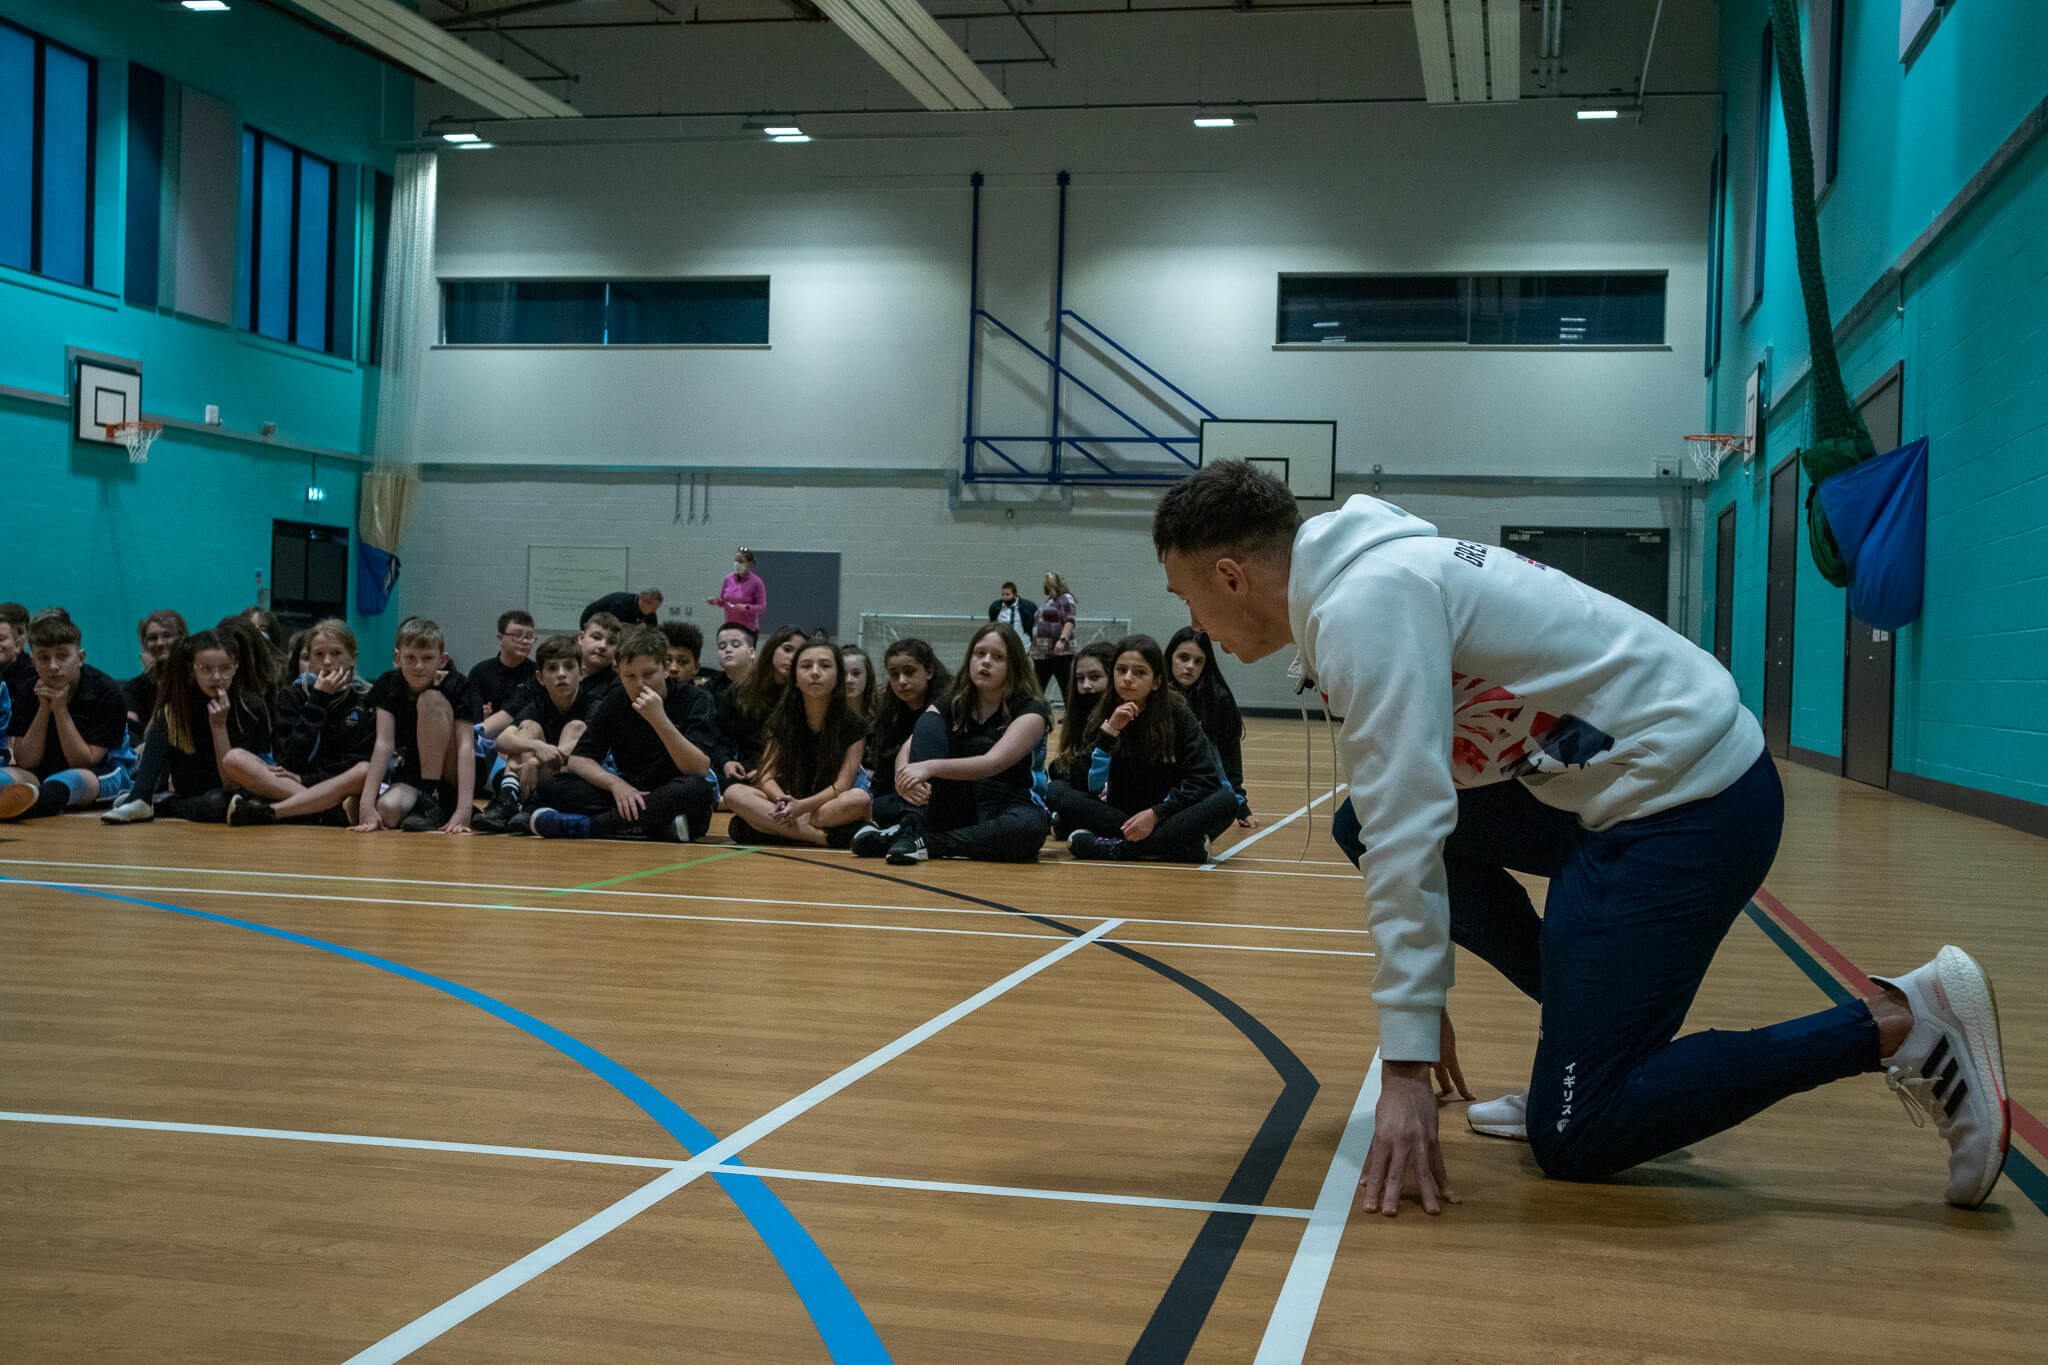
[709,547,768,632]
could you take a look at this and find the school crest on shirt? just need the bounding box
[1448,672,1614,784]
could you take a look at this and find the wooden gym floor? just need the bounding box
[2,719,2044,1362]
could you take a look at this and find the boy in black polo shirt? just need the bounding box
[575,612,623,710]
[0,609,138,820]
[468,609,538,717]
[351,617,480,834]
[474,634,587,834]
[532,626,718,842]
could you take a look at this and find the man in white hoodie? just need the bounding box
[1152,461,2011,1214]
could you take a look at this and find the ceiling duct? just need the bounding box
[286,0,580,118]
[1411,0,1521,105]
[810,0,1013,111]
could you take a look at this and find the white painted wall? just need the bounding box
[404,88,1721,707]
[422,98,1721,475]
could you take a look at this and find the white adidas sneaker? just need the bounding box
[1873,946,2011,1208]
[1466,1091,1529,1141]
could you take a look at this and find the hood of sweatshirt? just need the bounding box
[1287,495,1440,628]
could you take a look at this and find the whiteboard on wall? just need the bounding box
[528,545,628,629]
[1199,420,1337,500]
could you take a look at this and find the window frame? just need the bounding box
[1272,270,1670,350]
[435,276,774,349]
[0,16,98,290]
[241,125,339,354]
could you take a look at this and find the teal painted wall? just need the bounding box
[0,0,406,670]
[1704,0,2048,810]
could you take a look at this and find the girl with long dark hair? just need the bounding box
[855,637,950,844]
[725,638,871,845]
[853,623,1050,864]
[1166,626,1257,828]
[1049,633,1237,863]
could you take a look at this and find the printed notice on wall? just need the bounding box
[528,545,629,629]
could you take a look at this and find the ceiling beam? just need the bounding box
[286,0,582,117]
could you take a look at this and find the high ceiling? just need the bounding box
[399,0,1721,125]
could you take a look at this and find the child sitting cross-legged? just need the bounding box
[474,634,588,835]
[350,617,480,835]
[723,636,872,847]
[0,609,138,821]
[1047,633,1238,864]
[218,618,376,826]
[530,626,719,842]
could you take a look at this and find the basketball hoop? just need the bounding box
[105,420,163,464]
[1682,433,1749,483]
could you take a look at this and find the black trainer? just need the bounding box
[399,790,445,832]
[472,788,520,835]
[884,833,929,865]
[850,823,898,858]
[226,793,278,827]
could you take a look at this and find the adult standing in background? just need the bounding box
[1032,572,1078,705]
[709,548,767,634]
[582,588,663,630]
[988,582,1036,650]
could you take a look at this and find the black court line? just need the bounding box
[758,853,1320,1365]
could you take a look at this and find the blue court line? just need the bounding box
[2,875,890,1362]
[1742,902,2048,1219]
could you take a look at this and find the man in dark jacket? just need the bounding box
[987,582,1035,646]
[581,588,663,630]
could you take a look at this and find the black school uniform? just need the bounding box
[7,663,134,780]
[1047,698,1236,862]
[534,679,719,840]
[511,686,592,745]
[366,668,483,784]
[275,677,376,781]
[468,655,537,717]
[894,694,1052,862]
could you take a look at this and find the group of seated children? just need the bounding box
[0,596,1261,865]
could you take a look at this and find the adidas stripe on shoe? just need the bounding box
[1873,945,2011,1209]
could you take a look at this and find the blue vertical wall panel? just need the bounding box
[1709,0,2048,810]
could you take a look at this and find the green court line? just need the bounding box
[543,846,756,898]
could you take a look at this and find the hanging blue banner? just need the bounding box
[1816,436,1928,630]
[357,543,401,617]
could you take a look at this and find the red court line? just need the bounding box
[1755,883,2048,1158]
[1752,888,1879,997]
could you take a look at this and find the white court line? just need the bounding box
[708,1165,1313,1219]
[1046,860,1357,881]
[0,857,1366,932]
[344,1169,694,1365]
[5,877,1373,958]
[1253,1052,1383,1365]
[0,1111,1311,1218]
[345,917,1124,1362]
[1207,786,1346,868]
[0,1110,679,1169]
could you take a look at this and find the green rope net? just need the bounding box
[1768,0,1874,586]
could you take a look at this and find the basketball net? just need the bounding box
[106,421,163,465]
[1682,433,1749,483]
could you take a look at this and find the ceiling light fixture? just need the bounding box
[1193,106,1256,129]
[771,134,812,144]
[454,141,496,150]
[181,1,231,10]
[442,130,482,143]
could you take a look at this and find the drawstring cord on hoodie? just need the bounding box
[1287,650,1346,861]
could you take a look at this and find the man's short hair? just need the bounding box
[1152,460,1302,562]
[535,634,581,669]
[396,617,445,653]
[660,620,703,656]
[0,602,29,635]
[616,626,667,666]
[1000,581,1017,593]
[584,612,623,638]
[640,587,664,603]
[716,622,757,646]
[27,608,81,651]
[497,609,535,634]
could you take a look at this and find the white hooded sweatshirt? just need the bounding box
[1288,496,1764,1062]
